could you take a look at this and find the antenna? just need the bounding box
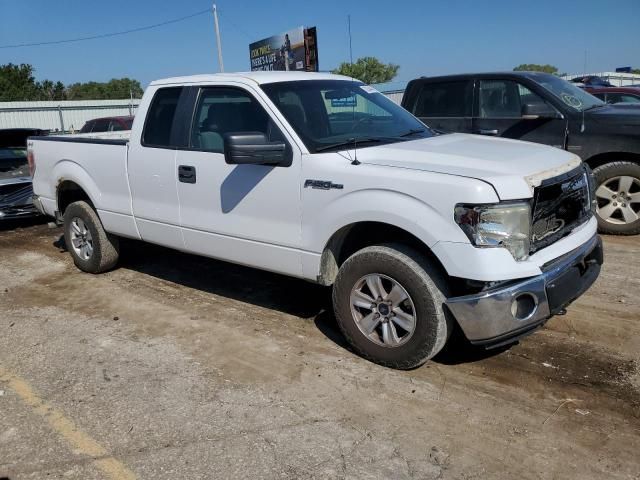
[212,3,225,72]
[347,15,360,165]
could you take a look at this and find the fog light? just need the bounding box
[511,293,538,320]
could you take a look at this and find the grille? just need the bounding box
[530,166,591,253]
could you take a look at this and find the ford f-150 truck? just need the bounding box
[28,72,603,369]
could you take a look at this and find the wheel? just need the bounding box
[593,161,640,235]
[332,243,452,369]
[63,201,120,273]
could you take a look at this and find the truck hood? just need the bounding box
[585,104,640,127]
[355,133,581,199]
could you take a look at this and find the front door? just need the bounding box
[472,78,567,149]
[175,85,303,277]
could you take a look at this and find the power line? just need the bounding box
[0,8,211,49]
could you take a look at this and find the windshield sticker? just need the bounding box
[360,85,380,94]
[560,93,583,109]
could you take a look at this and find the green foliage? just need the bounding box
[631,68,640,75]
[513,64,559,75]
[332,57,399,85]
[0,63,143,101]
[66,78,143,100]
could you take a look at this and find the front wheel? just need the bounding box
[332,244,452,369]
[593,161,640,235]
[63,201,120,273]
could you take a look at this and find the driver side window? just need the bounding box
[190,87,284,153]
[478,80,548,118]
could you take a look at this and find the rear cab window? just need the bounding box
[142,87,184,148]
[411,81,472,118]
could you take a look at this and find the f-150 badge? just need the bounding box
[304,179,344,190]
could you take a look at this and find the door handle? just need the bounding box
[178,165,196,184]
[475,129,499,136]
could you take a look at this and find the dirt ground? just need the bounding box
[0,219,638,480]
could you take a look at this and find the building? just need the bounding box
[0,99,141,132]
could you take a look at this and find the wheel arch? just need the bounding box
[584,151,640,170]
[317,221,450,286]
[57,179,95,216]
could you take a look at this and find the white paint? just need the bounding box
[31,72,595,285]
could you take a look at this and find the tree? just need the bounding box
[631,68,640,75]
[66,78,143,100]
[513,64,559,75]
[0,63,41,101]
[332,57,399,84]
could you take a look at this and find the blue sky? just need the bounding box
[1,0,639,88]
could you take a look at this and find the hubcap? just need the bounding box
[349,274,416,348]
[595,175,640,225]
[69,217,94,260]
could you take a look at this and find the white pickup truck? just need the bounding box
[29,72,603,369]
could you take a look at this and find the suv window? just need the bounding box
[607,93,640,104]
[142,87,184,147]
[92,119,111,132]
[190,87,284,153]
[80,121,94,133]
[412,81,471,117]
[478,80,548,118]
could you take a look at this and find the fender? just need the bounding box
[52,159,102,211]
[300,185,497,281]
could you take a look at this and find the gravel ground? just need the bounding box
[0,219,638,480]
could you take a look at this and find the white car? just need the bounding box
[28,72,602,369]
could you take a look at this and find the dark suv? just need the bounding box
[402,72,640,235]
[79,115,134,134]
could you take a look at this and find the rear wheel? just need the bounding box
[63,201,119,273]
[594,161,640,235]
[332,243,452,369]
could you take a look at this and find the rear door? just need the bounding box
[405,80,473,133]
[472,78,567,149]
[127,86,186,249]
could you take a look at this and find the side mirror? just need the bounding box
[223,132,289,166]
[521,103,562,119]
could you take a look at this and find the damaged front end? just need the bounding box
[0,128,47,220]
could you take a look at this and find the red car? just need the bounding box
[582,86,640,105]
[79,115,134,133]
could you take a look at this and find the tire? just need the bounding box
[332,243,452,370]
[63,201,120,273]
[593,161,640,235]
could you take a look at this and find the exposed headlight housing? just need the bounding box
[454,202,531,261]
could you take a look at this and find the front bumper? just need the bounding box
[446,234,603,347]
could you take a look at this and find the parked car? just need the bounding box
[402,72,640,235]
[0,128,47,220]
[582,86,640,105]
[79,115,134,134]
[28,72,602,369]
[570,75,614,87]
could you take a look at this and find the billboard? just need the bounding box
[250,26,318,72]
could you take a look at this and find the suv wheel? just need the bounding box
[332,243,452,369]
[593,161,640,235]
[63,201,120,273]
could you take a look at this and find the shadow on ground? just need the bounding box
[54,234,511,366]
[0,215,47,232]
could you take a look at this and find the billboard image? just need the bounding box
[250,26,318,72]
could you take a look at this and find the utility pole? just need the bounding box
[212,3,224,72]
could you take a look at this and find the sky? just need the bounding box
[1,0,639,88]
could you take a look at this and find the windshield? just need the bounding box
[261,80,433,153]
[534,74,605,112]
